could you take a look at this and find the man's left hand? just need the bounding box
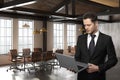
[87,63,99,73]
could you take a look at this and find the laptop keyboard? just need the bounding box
[76,61,88,67]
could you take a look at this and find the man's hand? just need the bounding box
[87,63,99,73]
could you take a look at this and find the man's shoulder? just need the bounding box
[100,32,111,39]
[78,34,87,38]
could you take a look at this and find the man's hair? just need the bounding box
[83,12,98,22]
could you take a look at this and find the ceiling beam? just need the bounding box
[51,0,70,12]
[0,11,47,20]
[11,7,76,18]
[0,0,36,11]
[52,19,82,24]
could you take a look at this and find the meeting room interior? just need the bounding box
[0,0,120,80]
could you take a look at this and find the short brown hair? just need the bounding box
[83,12,98,22]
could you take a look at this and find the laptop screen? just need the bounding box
[55,53,88,73]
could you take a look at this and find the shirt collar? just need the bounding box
[94,30,99,38]
[88,30,99,38]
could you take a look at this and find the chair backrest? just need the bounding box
[23,48,31,56]
[10,49,18,61]
[44,51,55,61]
[34,48,42,52]
[31,52,42,62]
[55,49,64,54]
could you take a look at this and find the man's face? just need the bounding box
[83,18,98,34]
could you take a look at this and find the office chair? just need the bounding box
[28,51,43,72]
[55,49,64,54]
[68,46,71,53]
[44,51,56,69]
[22,48,31,70]
[7,49,23,72]
[44,51,55,61]
[23,48,31,61]
[39,51,54,70]
[34,48,42,52]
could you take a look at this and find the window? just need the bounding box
[53,23,64,49]
[0,18,12,54]
[67,24,76,47]
[18,20,34,52]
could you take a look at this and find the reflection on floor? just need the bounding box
[0,58,120,80]
[0,66,77,80]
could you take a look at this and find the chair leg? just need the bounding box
[6,62,22,72]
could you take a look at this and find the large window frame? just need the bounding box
[0,17,13,54]
[53,22,64,49]
[18,19,34,52]
[67,23,76,47]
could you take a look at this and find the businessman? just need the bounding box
[75,12,118,80]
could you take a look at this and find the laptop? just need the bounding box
[55,53,88,73]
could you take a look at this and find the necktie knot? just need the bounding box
[90,34,96,39]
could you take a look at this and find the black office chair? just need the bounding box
[27,51,43,72]
[44,51,56,69]
[23,48,31,62]
[7,49,23,72]
[22,48,32,71]
[55,49,64,54]
[34,48,42,53]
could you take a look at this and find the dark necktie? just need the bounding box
[89,34,96,56]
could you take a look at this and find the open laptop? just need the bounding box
[55,53,88,73]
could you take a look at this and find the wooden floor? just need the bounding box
[0,58,120,80]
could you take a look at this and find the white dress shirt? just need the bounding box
[87,31,99,49]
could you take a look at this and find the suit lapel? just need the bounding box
[84,34,90,56]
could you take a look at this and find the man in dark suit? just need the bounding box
[75,12,118,80]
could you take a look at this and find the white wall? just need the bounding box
[99,22,120,57]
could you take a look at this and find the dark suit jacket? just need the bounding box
[75,32,118,80]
